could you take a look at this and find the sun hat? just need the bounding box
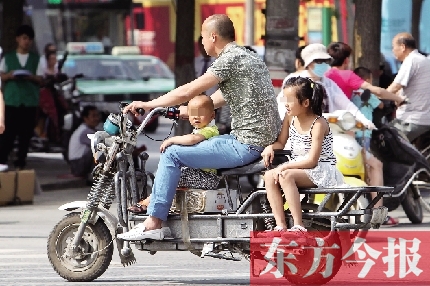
[301,43,332,68]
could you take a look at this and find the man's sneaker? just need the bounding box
[0,164,8,172]
[117,223,164,241]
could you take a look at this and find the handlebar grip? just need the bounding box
[137,108,145,116]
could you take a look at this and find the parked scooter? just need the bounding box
[370,125,430,223]
[59,73,85,162]
[47,103,391,284]
[29,52,70,153]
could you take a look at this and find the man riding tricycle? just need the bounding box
[46,14,391,285]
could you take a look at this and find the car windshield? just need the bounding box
[62,58,138,80]
[121,58,174,79]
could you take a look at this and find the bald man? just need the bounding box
[119,14,282,241]
[387,33,430,142]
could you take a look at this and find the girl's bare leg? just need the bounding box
[264,170,288,229]
[366,155,384,208]
[278,169,315,227]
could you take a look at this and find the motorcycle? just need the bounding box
[47,103,391,284]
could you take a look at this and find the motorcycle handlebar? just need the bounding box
[134,106,180,135]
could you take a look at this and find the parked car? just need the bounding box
[111,46,175,132]
[59,42,167,132]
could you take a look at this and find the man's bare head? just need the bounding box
[204,14,235,42]
[201,14,235,57]
[394,33,416,50]
[392,32,416,61]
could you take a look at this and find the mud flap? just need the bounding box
[177,191,202,257]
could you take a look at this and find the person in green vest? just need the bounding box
[0,25,44,171]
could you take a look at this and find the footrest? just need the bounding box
[298,186,393,194]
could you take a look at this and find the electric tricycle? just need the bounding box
[47,103,392,285]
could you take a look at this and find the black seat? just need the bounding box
[217,158,265,176]
[217,149,292,176]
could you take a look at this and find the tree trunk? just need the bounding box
[173,0,195,136]
[353,0,382,85]
[1,0,25,53]
[411,0,423,49]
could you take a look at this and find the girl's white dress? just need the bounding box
[287,116,344,187]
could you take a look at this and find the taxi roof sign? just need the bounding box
[111,46,141,56]
[66,42,104,54]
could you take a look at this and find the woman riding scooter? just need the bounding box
[326,42,404,226]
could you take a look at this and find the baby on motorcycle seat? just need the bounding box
[261,77,345,244]
[128,94,221,214]
[351,67,399,226]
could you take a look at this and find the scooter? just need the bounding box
[321,111,371,225]
[327,110,427,224]
[47,103,391,285]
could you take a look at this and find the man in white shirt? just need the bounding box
[387,33,430,142]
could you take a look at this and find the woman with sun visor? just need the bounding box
[276,43,374,130]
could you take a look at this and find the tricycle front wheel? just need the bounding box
[47,212,114,282]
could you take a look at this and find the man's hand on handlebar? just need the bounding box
[122,101,149,116]
[178,105,188,120]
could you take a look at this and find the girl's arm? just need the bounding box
[280,118,326,170]
[272,113,291,149]
[262,114,290,166]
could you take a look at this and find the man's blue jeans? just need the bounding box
[147,134,263,220]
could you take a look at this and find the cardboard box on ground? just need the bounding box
[0,170,36,206]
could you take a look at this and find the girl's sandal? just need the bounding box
[256,226,287,238]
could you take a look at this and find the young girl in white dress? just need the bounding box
[262,76,344,240]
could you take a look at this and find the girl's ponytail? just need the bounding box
[310,81,326,116]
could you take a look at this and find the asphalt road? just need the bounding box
[1,118,430,285]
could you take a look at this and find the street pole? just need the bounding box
[130,4,135,45]
[245,0,254,46]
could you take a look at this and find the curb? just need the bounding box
[41,178,88,192]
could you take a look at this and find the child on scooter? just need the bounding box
[128,94,220,214]
[352,67,399,226]
[261,76,344,242]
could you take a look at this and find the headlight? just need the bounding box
[338,112,356,130]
